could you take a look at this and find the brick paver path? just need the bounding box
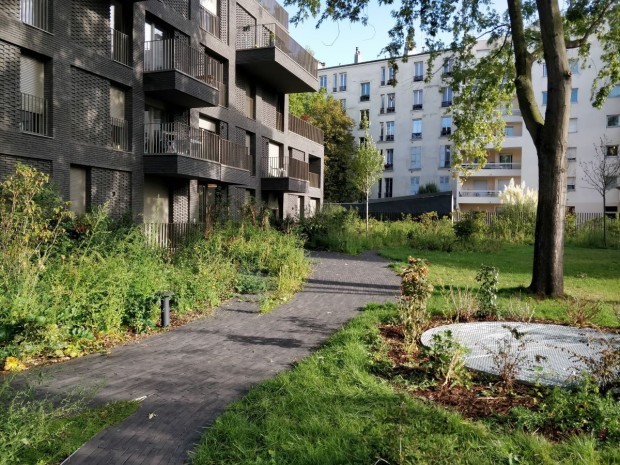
[34,251,399,465]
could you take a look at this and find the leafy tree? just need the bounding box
[286,0,620,296]
[350,117,384,233]
[580,138,620,246]
[289,90,358,202]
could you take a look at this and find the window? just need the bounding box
[567,176,576,191]
[542,63,547,77]
[110,86,128,150]
[414,61,424,81]
[413,89,423,110]
[360,82,370,101]
[610,85,620,98]
[379,122,384,141]
[377,178,382,198]
[569,118,578,133]
[385,178,393,198]
[441,116,452,136]
[387,67,396,85]
[499,153,512,167]
[443,58,453,76]
[380,94,385,113]
[607,115,620,127]
[441,87,453,107]
[505,125,514,136]
[410,147,421,170]
[410,176,420,194]
[571,88,578,103]
[567,147,577,161]
[359,109,369,128]
[386,121,395,141]
[385,149,394,170]
[439,145,451,168]
[339,73,347,91]
[70,166,88,215]
[20,54,48,136]
[380,66,386,85]
[340,99,346,110]
[387,93,395,112]
[21,0,50,31]
[319,75,327,89]
[332,73,337,92]
[412,119,422,139]
[607,145,619,157]
[569,59,579,74]
[439,175,451,191]
[542,91,548,105]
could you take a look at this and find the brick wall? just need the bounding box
[235,5,255,49]
[261,88,278,129]
[90,167,131,219]
[219,0,228,44]
[71,67,110,147]
[71,0,110,58]
[0,40,21,131]
[0,0,20,22]
[164,0,189,19]
[290,147,305,161]
[0,154,52,182]
[171,180,189,222]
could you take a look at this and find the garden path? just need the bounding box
[32,251,400,465]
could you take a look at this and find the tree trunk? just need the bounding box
[603,195,607,247]
[365,190,369,234]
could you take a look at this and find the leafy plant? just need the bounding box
[399,257,433,350]
[420,330,471,388]
[475,265,499,318]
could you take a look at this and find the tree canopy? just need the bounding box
[285,0,620,296]
[289,89,359,202]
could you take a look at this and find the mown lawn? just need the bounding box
[191,303,620,465]
[380,244,620,326]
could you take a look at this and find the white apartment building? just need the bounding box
[322,43,620,214]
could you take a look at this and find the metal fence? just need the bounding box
[288,113,324,144]
[21,92,48,136]
[144,39,223,91]
[110,117,129,151]
[143,222,204,249]
[198,6,222,41]
[21,0,49,31]
[111,28,131,66]
[262,156,309,181]
[235,23,318,77]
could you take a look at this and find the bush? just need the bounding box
[453,211,487,242]
[399,257,433,351]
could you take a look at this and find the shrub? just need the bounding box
[475,265,500,318]
[453,211,486,242]
[420,330,471,388]
[418,182,439,194]
[399,257,433,350]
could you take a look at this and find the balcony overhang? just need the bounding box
[236,48,318,94]
[143,71,219,108]
[261,176,309,193]
[144,154,250,185]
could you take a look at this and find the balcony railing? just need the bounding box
[263,156,309,181]
[236,23,318,77]
[441,100,452,107]
[255,0,289,27]
[199,6,222,41]
[144,39,223,91]
[111,28,131,66]
[144,122,250,170]
[110,117,129,151]
[386,134,395,141]
[386,106,396,113]
[412,104,423,110]
[309,172,320,188]
[461,162,522,170]
[21,92,48,136]
[21,0,49,31]
[459,190,499,197]
[360,95,370,102]
[288,114,324,144]
[413,75,423,82]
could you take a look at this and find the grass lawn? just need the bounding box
[191,303,620,465]
[379,244,620,326]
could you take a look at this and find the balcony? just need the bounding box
[386,106,395,113]
[21,92,49,136]
[236,23,318,93]
[289,114,324,144]
[413,75,423,82]
[412,104,423,110]
[20,0,50,32]
[110,117,129,151]
[411,132,422,140]
[111,28,131,66]
[458,190,500,204]
[143,122,251,183]
[199,6,223,42]
[386,134,395,141]
[441,127,451,136]
[143,39,222,108]
[261,156,309,193]
[360,95,370,102]
[384,163,393,171]
[441,100,452,107]
[255,0,289,28]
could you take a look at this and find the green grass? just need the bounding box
[191,304,620,465]
[380,244,620,326]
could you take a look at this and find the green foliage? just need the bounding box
[289,89,358,203]
[475,265,500,317]
[454,211,487,242]
[420,330,472,388]
[418,182,439,194]
[399,257,433,350]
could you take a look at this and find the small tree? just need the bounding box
[350,116,383,233]
[580,138,620,246]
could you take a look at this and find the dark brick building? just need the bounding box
[0,0,324,221]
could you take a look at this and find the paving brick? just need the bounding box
[30,251,399,464]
